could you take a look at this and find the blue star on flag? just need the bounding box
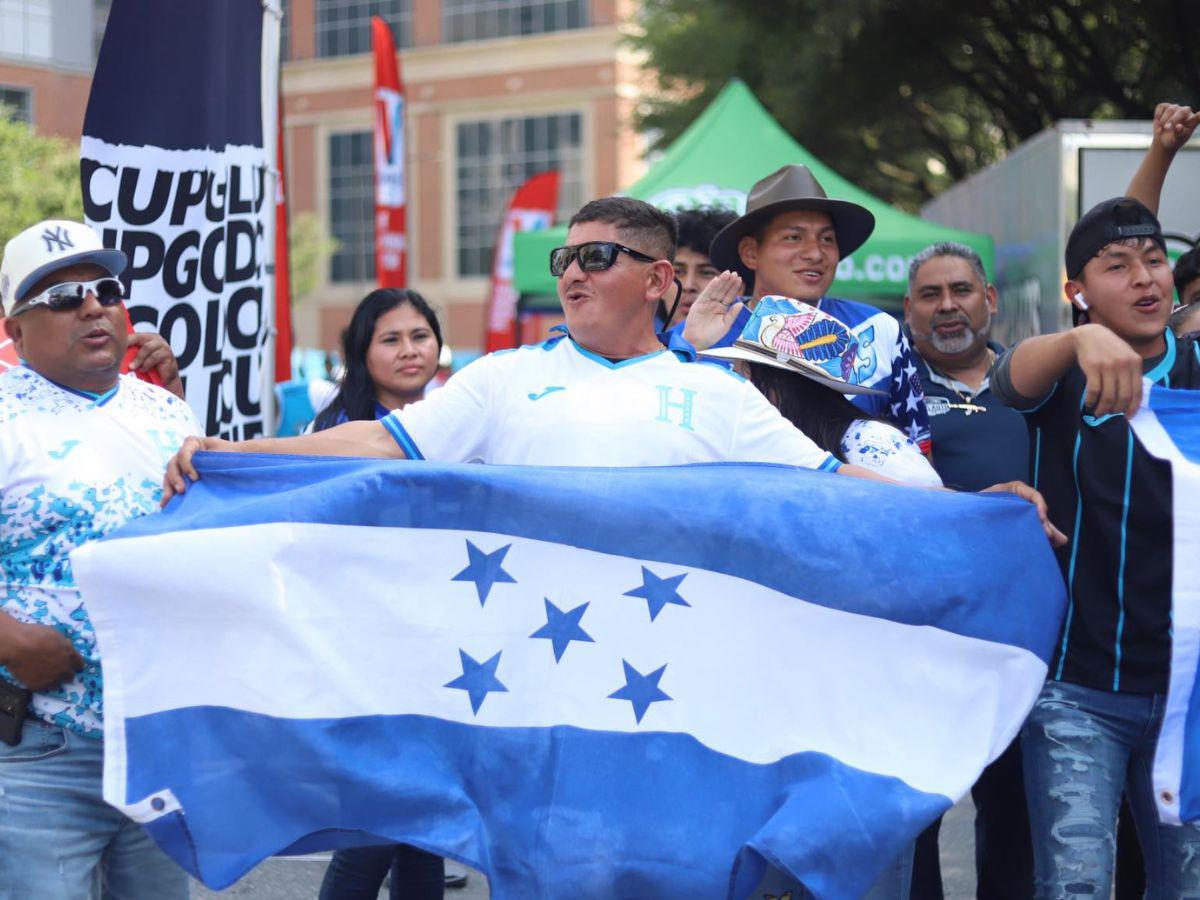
[444,649,508,714]
[608,660,671,723]
[451,540,516,605]
[529,598,594,663]
[623,566,690,621]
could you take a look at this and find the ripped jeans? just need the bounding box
[1022,680,1200,899]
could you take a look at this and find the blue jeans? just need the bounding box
[0,718,188,900]
[319,843,444,900]
[1022,680,1200,899]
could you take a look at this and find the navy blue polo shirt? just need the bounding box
[916,342,1028,492]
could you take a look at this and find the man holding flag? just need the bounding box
[102,193,1068,898]
[164,197,886,483]
[991,197,1200,896]
[0,221,199,898]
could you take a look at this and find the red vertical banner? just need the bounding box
[371,16,406,288]
[274,106,294,383]
[484,171,560,353]
[0,325,16,370]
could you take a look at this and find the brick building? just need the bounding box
[281,0,646,357]
[0,0,103,138]
[1,0,647,359]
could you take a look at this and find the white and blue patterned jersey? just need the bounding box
[704,298,931,451]
[0,367,201,736]
[840,419,941,487]
[383,332,840,472]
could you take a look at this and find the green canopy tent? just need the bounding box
[512,79,993,315]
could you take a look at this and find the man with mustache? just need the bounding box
[904,243,1027,493]
[0,220,198,898]
[686,164,931,453]
[903,242,1033,900]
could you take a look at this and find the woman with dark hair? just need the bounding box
[744,362,939,484]
[312,288,443,432]
[702,297,941,487]
[316,288,454,900]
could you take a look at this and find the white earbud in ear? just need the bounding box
[1074,292,1089,310]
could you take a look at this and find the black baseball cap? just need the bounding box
[1066,197,1166,280]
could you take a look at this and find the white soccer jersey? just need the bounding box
[383,335,840,472]
[0,367,201,735]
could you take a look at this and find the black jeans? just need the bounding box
[910,738,1033,899]
[319,843,445,900]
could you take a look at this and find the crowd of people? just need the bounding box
[1,100,1199,900]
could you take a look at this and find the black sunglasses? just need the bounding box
[14,277,125,315]
[549,241,660,277]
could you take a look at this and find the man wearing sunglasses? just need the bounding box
[0,220,199,898]
[164,197,903,494]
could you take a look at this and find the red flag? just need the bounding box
[274,106,294,383]
[120,307,165,386]
[484,171,560,353]
[371,16,406,288]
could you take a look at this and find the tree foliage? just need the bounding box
[630,0,1200,209]
[287,211,338,303]
[0,111,84,244]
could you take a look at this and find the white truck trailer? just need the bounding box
[922,120,1200,344]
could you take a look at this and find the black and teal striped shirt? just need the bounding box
[992,330,1200,693]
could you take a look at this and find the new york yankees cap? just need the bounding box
[0,220,127,315]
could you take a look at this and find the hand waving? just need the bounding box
[682,271,746,352]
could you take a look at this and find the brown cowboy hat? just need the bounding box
[708,165,875,278]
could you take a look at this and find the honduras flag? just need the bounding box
[71,454,1065,898]
[1131,384,1200,825]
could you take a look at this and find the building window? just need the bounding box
[443,0,587,43]
[328,131,375,283]
[0,86,31,124]
[456,112,584,277]
[0,0,52,61]
[315,0,411,57]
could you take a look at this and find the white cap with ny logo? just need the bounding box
[0,220,127,315]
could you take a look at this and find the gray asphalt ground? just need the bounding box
[192,798,977,899]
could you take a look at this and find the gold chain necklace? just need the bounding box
[937,349,993,416]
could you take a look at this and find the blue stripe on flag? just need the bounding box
[111,453,1066,659]
[1147,385,1200,465]
[124,706,951,896]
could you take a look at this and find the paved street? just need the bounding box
[193,798,977,899]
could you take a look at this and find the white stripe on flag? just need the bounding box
[1133,388,1200,824]
[75,522,1045,816]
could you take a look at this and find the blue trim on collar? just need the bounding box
[38,370,120,405]
[568,339,666,369]
[1144,329,1176,384]
[660,327,699,362]
[92,384,120,406]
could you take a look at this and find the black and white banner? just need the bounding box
[81,0,281,439]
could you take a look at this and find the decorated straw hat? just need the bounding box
[700,296,885,396]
